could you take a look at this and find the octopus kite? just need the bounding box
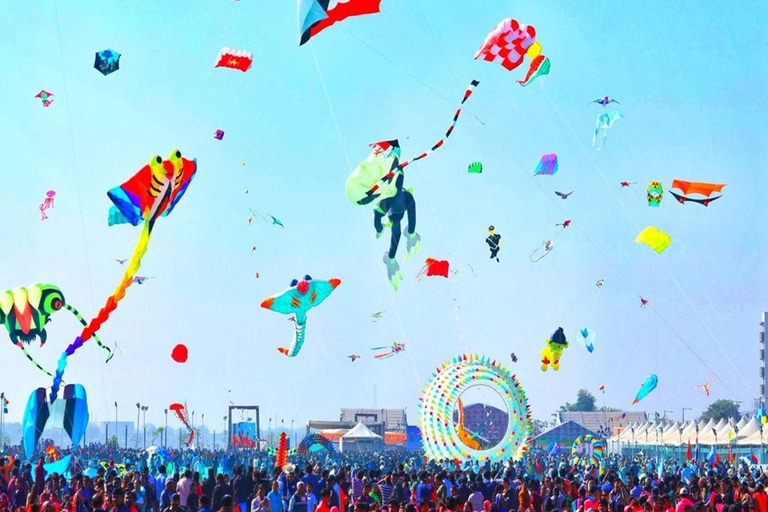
[541,327,568,372]
[261,275,341,357]
[345,80,478,290]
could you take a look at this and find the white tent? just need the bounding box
[340,421,384,453]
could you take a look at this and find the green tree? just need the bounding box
[559,389,597,412]
[107,435,118,448]
[530,419,549,436]
[700,399,741,422]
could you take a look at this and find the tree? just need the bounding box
[559,389,597,412]
[151,427,164,445]
[700,399,741,422]
[107,435,118,448]
[530,419,549,436]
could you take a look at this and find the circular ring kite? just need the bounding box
[297,434,335,456]
[418,354,532,462]
[570,434,603,466]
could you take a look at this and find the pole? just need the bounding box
[136,403,141,449]
[213,430,216,450]
[143,407,148,449]
[106,423,109,445]
[115,402,119,448]
[164,409,168,448]
[0,392,4,451]
[202,413,205,448]
[124,424,128,449]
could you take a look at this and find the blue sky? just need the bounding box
[1,0,767,436]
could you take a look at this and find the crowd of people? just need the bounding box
[1,445,767,512]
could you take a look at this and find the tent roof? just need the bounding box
[342,421,383,439]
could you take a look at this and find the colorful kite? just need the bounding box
[260,275,341,357]
[694,379,716,396]
[591,96,619,107]
[345,80,479,290]
[593,110,623,151]
[171,344,188,363]
[215,48,253,72]
[296,433,335,455]
[670,180,726,206]
[248,209,284,228]
[348,354,360,362]
[468,162,483,174]
[570,435,603,467]
[0,284,113,377]
[169,403,194,446]
[94,49,120,76]
[214,130,225,140]
[578,328,595,353]
[541,327,568,372]
[455,397,482,450]
[371,341,405,360]
[486,225,501,262]
[475,18,550,85]
[534,154,558,176]
[647,181,663,207]
[298,0,381,45]
[39,190,55,220]
[595,279,604,289]
[635,226,671,254]
[416,258,449,279]
[632,374,658,404]
[132,276,153,285]
[35,90,54,108]
[371,311,385,321]
[639,296,649,308]
[50,150,196,400]
[22,384,89,460]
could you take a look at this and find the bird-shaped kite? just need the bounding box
[591,96,620,107]
[348,354,361,362]
[555,191,573,199]
[595,279,604,289]
[620,181,636,188]
[371,311,385,322]
[640,297,650,308]
[115,259,127,265]
[261,275,341,357]
[556,220,571,229]
[132,276,153,285]
[694,379,716,396]
[510,352,518,362]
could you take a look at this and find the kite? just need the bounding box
[530,240,554,263]
[475,18,550,85]
[541,327,568,372]
[556,220,571,229]
[132,276,153,285]
[254,272,260,278]
[510,353,517,362]
[94,49,120,76]
[670,180,726,206]
[22,384,89,460]
[345,80,478,290]
[371,341,405,359]
[591,96,619,107]
[555,190,573,199]
[260,275,341,357]
[248,209,284,228]
[694,379,716,396]
[348,354,361,362]
[50,150,197,400]
[632,374,658,404]
[215,48,253,72]
[517,55,551,87]
[468,162,483,174]
[371,311,385,321]
[0,284,113,377]
[39,190,55,220]
[620,181,636,187]
[35,90,54,107]
[593,110,623,151]
[115,259,127,265]
[570,435,603,467]
[416,258,449,279]
[486,226,501,262]
[214,130,225,140]
[296,433,335,456]
[647,181,663,207]
[639,296,649,308]
[455,397,482,450]
[635,226,671,254]
[298,0,381,46]
[534,154,558,176]
[171,344,188,363]
[578,328,595,353]
[169,403,194,446]
[595,279,604,289]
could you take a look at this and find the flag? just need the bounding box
[751,454,759,464]
[706,446,716,464]
[599,385,605,392]
[686,440,692,461]
[1,393,7,414]
[657,457,664,478]
[214,48,253,72]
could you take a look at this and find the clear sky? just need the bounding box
[1,1,767,436]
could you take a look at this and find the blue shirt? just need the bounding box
[268,490,284,512]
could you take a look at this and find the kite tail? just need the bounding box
[399,79,479,170]
[19,345,54,377]
[51,221,153,400]
[64,304,113,363]
[279,320,306,357]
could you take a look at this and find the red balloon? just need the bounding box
[171,344,188,363]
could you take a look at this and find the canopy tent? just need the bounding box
[340,421,385,453]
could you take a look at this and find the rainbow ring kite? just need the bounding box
[418,354,532,462]
[297,433,335,456]
[570,434,603,466]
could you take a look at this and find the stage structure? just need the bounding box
[228,405,260,449]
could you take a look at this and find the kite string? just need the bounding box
[536,81,752,395]
[309,41,422,387]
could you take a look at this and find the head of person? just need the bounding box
[113,488,125,506]
[221,495,234,512]
[389,501,400,512]
[200,496,210,508]
[321,489,331,505]
[172,494,181,509]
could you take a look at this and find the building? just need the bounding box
[533,420,599,446]
[559,411,647,436]
[307,408,407,448]
[340,408,407,431]
[452,403,507,447]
